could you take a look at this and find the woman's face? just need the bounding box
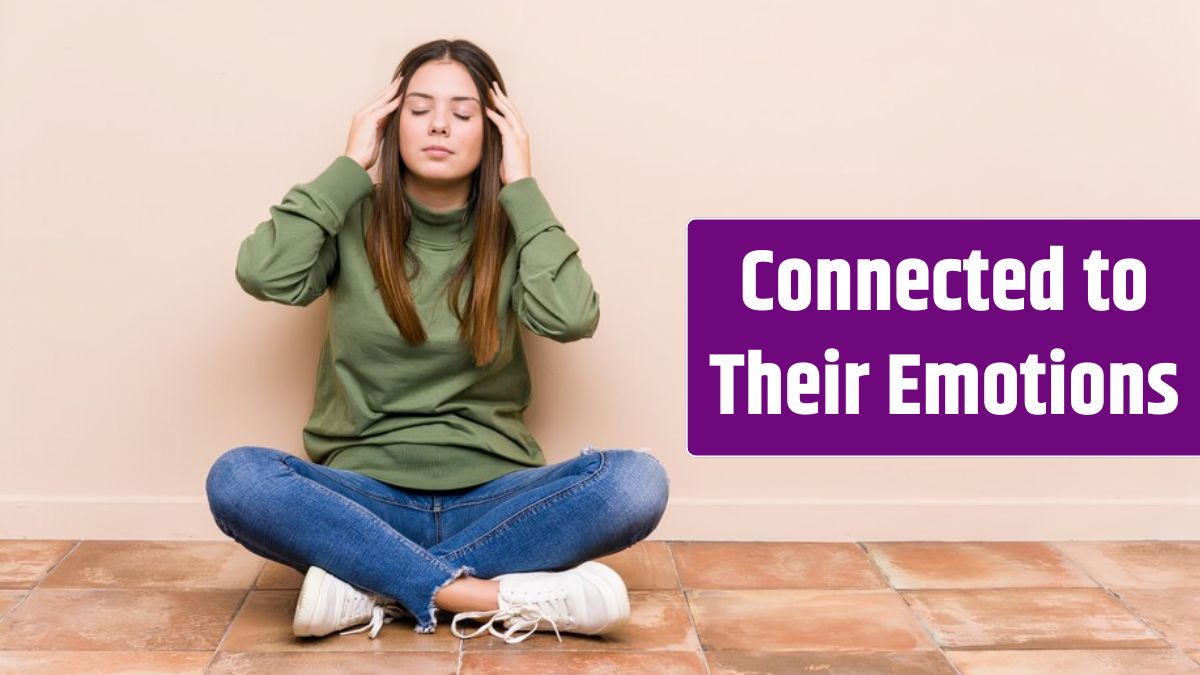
[398,60,485,183]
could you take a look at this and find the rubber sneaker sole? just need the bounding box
[293,565,338,637]
[573,560,631,634]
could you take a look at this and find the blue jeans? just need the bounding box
[204,444,669,633]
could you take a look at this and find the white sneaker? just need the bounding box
[450,561,631,644]
[292,565,407,639]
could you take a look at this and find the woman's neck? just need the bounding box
[403,174,471,211]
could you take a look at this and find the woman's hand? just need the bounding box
[344,75,403,171]
[484,81,531,185]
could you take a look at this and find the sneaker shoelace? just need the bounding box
[451,595,572,644]
[339,594,406,639]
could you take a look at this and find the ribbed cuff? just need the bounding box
[498,176,560,247]
[307,155,376,221]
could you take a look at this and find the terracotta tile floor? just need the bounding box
[1,539,1198,674]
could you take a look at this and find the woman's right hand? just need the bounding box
[344,75,403,171]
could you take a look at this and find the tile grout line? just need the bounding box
[0,540,83,624]
[664,540,712,675]
[201,565,259,673]
[2,539,248,673]
[856,541,967,675]
[7,539,1195,671]
[32,541,83,592]
[1046,541,1200,667]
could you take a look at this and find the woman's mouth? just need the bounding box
[423,146,453,158]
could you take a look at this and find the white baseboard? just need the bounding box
[653,497,1200,540]
[1,496,1198,541]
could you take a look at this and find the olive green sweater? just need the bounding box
[235,155,600,489]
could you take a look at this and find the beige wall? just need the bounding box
[2,1,1198,541]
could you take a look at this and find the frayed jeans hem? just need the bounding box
[415,564,475,633]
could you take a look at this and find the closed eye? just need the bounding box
[411,111,472,121]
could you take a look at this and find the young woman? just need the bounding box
[205,39,670,643]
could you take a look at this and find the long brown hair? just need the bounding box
[366,39,512,368]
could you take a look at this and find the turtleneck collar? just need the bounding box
[402,186,476,250]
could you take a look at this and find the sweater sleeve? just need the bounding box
[235,155,375,306]
[498,176,601,342]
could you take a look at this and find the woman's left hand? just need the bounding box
[485,81,532,186]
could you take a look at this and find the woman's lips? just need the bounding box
[423,148,452,157]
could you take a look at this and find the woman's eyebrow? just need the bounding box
[406,92,480,104]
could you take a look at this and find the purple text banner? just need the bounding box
[686,220,1197,455]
